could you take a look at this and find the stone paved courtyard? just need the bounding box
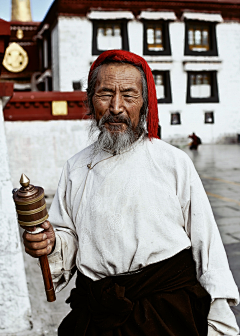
[6,143,240,336]
[185,144,240,328]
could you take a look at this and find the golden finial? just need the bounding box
[11,0,32,22]
[20,173,30,188]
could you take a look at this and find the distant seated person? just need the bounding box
[189,132,202,150]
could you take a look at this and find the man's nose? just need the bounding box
[109,93,124,115]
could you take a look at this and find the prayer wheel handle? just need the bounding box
[12,174,56,302]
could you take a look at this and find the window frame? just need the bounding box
[184,20,218,56]
[152,70,172,104]
[92,19,129,55]
[143,20,171,56]
[170,112,181,125]
[186,71,219,104]
[204,111,214,124]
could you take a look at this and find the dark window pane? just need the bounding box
[146,23,163,51]
[171,113,181,125]
[205,112,214,123]
[188,23,210,51]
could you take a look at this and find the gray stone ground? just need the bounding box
[5,144,240,336]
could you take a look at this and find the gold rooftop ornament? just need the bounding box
[16,28,24,39]
[11,0,32,22]
[12,174,56,302]
[3,42,29,73]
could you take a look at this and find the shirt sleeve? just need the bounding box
[208,299,239,336]
[183,169,239,305]
[47,162,78,293]
[181,162,239,334]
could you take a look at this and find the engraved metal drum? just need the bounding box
[13,175,48,227]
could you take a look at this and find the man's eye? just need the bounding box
[124,95,132,98]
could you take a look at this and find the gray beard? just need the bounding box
[89,115,144,156]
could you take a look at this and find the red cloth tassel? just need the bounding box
[88,50,159,139]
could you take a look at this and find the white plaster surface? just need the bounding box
[50,15,240,144]
[58,17,92,92]
[5,119,91,191]
[0,99,32,333]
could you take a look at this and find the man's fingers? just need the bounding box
[23,231,47,242]
[22,221,56,259]
[25,245,52,258]
[24,238,50,251]
[40,221,51,230]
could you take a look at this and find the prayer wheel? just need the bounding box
[12,174,56,302]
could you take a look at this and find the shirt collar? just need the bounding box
[88,133,146,169]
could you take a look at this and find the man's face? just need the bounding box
[92,63,144,134]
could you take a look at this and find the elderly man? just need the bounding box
[23,50,239,336]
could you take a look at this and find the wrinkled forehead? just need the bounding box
[96,62,142,88]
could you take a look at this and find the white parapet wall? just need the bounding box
[5,119,91,192]
[0,99,32,333]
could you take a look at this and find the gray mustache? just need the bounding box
[99,114,131,127]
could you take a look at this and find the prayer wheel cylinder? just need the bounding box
[12,174,56,302]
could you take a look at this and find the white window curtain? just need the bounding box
[191,84,211,98]
[154,74,165,99]
[97,27,121,50]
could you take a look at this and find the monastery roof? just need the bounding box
[38,0,240,33]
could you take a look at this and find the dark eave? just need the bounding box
[38,0,240,33]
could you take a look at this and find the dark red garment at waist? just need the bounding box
[58,248,211,336]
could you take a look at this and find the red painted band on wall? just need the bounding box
[3,91,90,121]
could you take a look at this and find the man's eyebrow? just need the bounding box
[121,88,138,93]
[98,87,138,93]
[99,87,115,93]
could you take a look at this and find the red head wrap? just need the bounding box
[88,50,159,139]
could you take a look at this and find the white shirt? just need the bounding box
[48,136,239,336]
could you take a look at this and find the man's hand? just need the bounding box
[22,221,56,258]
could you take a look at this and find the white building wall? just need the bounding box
[5,120,91,191]
[216,22,240,140]
[0,99,32,333]
[58,17,92,91]
[128,20,143,56]
[51,14,240,144]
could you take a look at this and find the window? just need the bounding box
[171,113,181,125]
[188,24,209,51]
[187,71,219,103]
[190,73,211,98]
[143,21,171,55]
[92,20,129,55]
[72,81,82,91]
[147,24,163,51]
[152,71,172,103]
[185,21,218,56]
[205,112,214,124]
